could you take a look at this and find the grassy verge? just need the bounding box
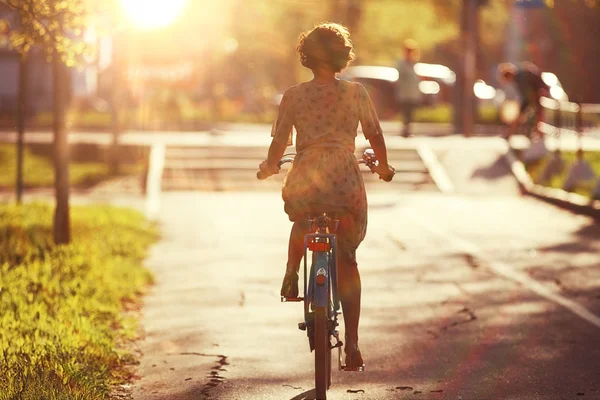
[0,203,158,399]
[406,103,500,124]
[523,151,600,199]
[0,144,144,190]
[11,102,498,131]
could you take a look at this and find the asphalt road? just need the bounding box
[3,126,598,399]
[131,185,600,399]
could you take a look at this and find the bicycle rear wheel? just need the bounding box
[314,306,330,399]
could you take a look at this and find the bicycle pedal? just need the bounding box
[330,341,343,349]
[281,296,304,303]
[340,364,365,372]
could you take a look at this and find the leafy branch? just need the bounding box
[0,0,89,66]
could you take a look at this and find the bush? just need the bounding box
[525,151,600,199]
[0,203,158,399]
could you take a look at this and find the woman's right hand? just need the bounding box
[373,163,395,182]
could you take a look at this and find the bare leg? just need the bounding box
[338,256,361,346]
[281,221,304,297]
[287,221,304,273]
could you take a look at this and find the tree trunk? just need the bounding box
[16,53,27,204]
[53,50,71,245]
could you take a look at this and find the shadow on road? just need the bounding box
[538,221,600,254]
[471,155,512,181]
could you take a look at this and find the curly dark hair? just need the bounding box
[296,23,356,73]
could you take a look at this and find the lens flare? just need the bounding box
[121,0,187,30]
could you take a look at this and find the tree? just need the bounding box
[0,0,90,244]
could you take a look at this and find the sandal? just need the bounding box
[280,270,299,298]
[344,343,364,370]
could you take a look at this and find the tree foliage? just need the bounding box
[0,0,90,66]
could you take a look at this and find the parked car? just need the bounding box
[338,64,457,119]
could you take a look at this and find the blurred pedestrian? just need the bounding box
[498,61,550,139]
[395,39,421,137]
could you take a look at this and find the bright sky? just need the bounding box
[120,0,188,30]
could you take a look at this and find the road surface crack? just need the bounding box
[428,306,477,338]
[441,306,477,331]
[387,234,407,250]
[175,352,229,399]
[463,253,482,269]
[283,384,303,390]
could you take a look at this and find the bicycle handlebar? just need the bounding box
[257,150,395,182]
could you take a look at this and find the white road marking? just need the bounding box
[416,144,454,193]
[146,143,165,221]
[401,210,600,330]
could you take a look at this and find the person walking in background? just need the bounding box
[498,61,550,139]
[395,39,421,137]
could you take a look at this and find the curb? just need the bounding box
[504,147,600,221]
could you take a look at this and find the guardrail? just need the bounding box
[538,96,600,149]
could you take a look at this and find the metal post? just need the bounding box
[576,102,583,152]
[554,99,561,150]
[461,0,477,137]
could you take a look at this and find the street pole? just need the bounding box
[461,0,477,137]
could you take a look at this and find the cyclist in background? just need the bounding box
[498,61,550,139]
[258,22,394,369]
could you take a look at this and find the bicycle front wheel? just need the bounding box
[314,306,331,399]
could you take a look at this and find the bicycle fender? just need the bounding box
[312,252,330,308]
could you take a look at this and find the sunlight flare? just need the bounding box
[120,0,187,30]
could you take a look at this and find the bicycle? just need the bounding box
[257,148,394,400]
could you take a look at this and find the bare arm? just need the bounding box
[265,138,287,171]
[368,133,389,168]
[368,134,394,181]
[260,89,294,175]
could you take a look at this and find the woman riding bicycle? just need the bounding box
[258,22,394,369]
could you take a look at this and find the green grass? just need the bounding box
[524,151,600,199]
[34,111,113,130]
[0,144,143,190]
[402,103,500,124]
[0,203,158,399]
[32,105,278,129]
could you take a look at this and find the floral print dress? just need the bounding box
[271,79,383,262]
